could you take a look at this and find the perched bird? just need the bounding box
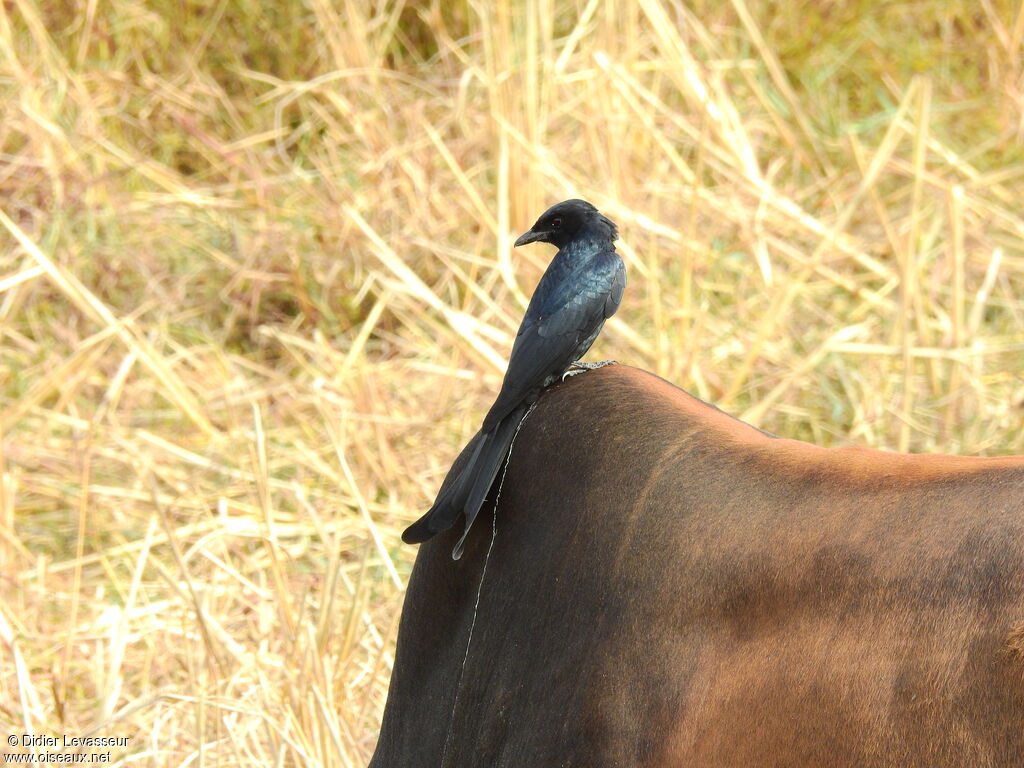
[403,199,626,558]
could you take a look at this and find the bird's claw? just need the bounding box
[561,360,618,381]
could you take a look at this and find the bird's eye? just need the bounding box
[551,217,562,229]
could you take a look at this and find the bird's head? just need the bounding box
[514,199,618,250]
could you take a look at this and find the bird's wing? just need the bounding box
[482,250,625,429]
[537,250,626,338]
[604,256,626,318]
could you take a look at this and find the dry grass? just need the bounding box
[2,0,1023,764]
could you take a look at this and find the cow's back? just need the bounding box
[371,366,1024,767]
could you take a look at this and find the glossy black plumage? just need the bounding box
[402,199,626,558]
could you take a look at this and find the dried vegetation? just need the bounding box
[2,0,1023,764]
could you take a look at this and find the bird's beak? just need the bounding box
[514,229,544,247]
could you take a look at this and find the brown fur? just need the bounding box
[370,366,1024,767]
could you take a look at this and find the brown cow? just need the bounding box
[370,365,1024,767]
